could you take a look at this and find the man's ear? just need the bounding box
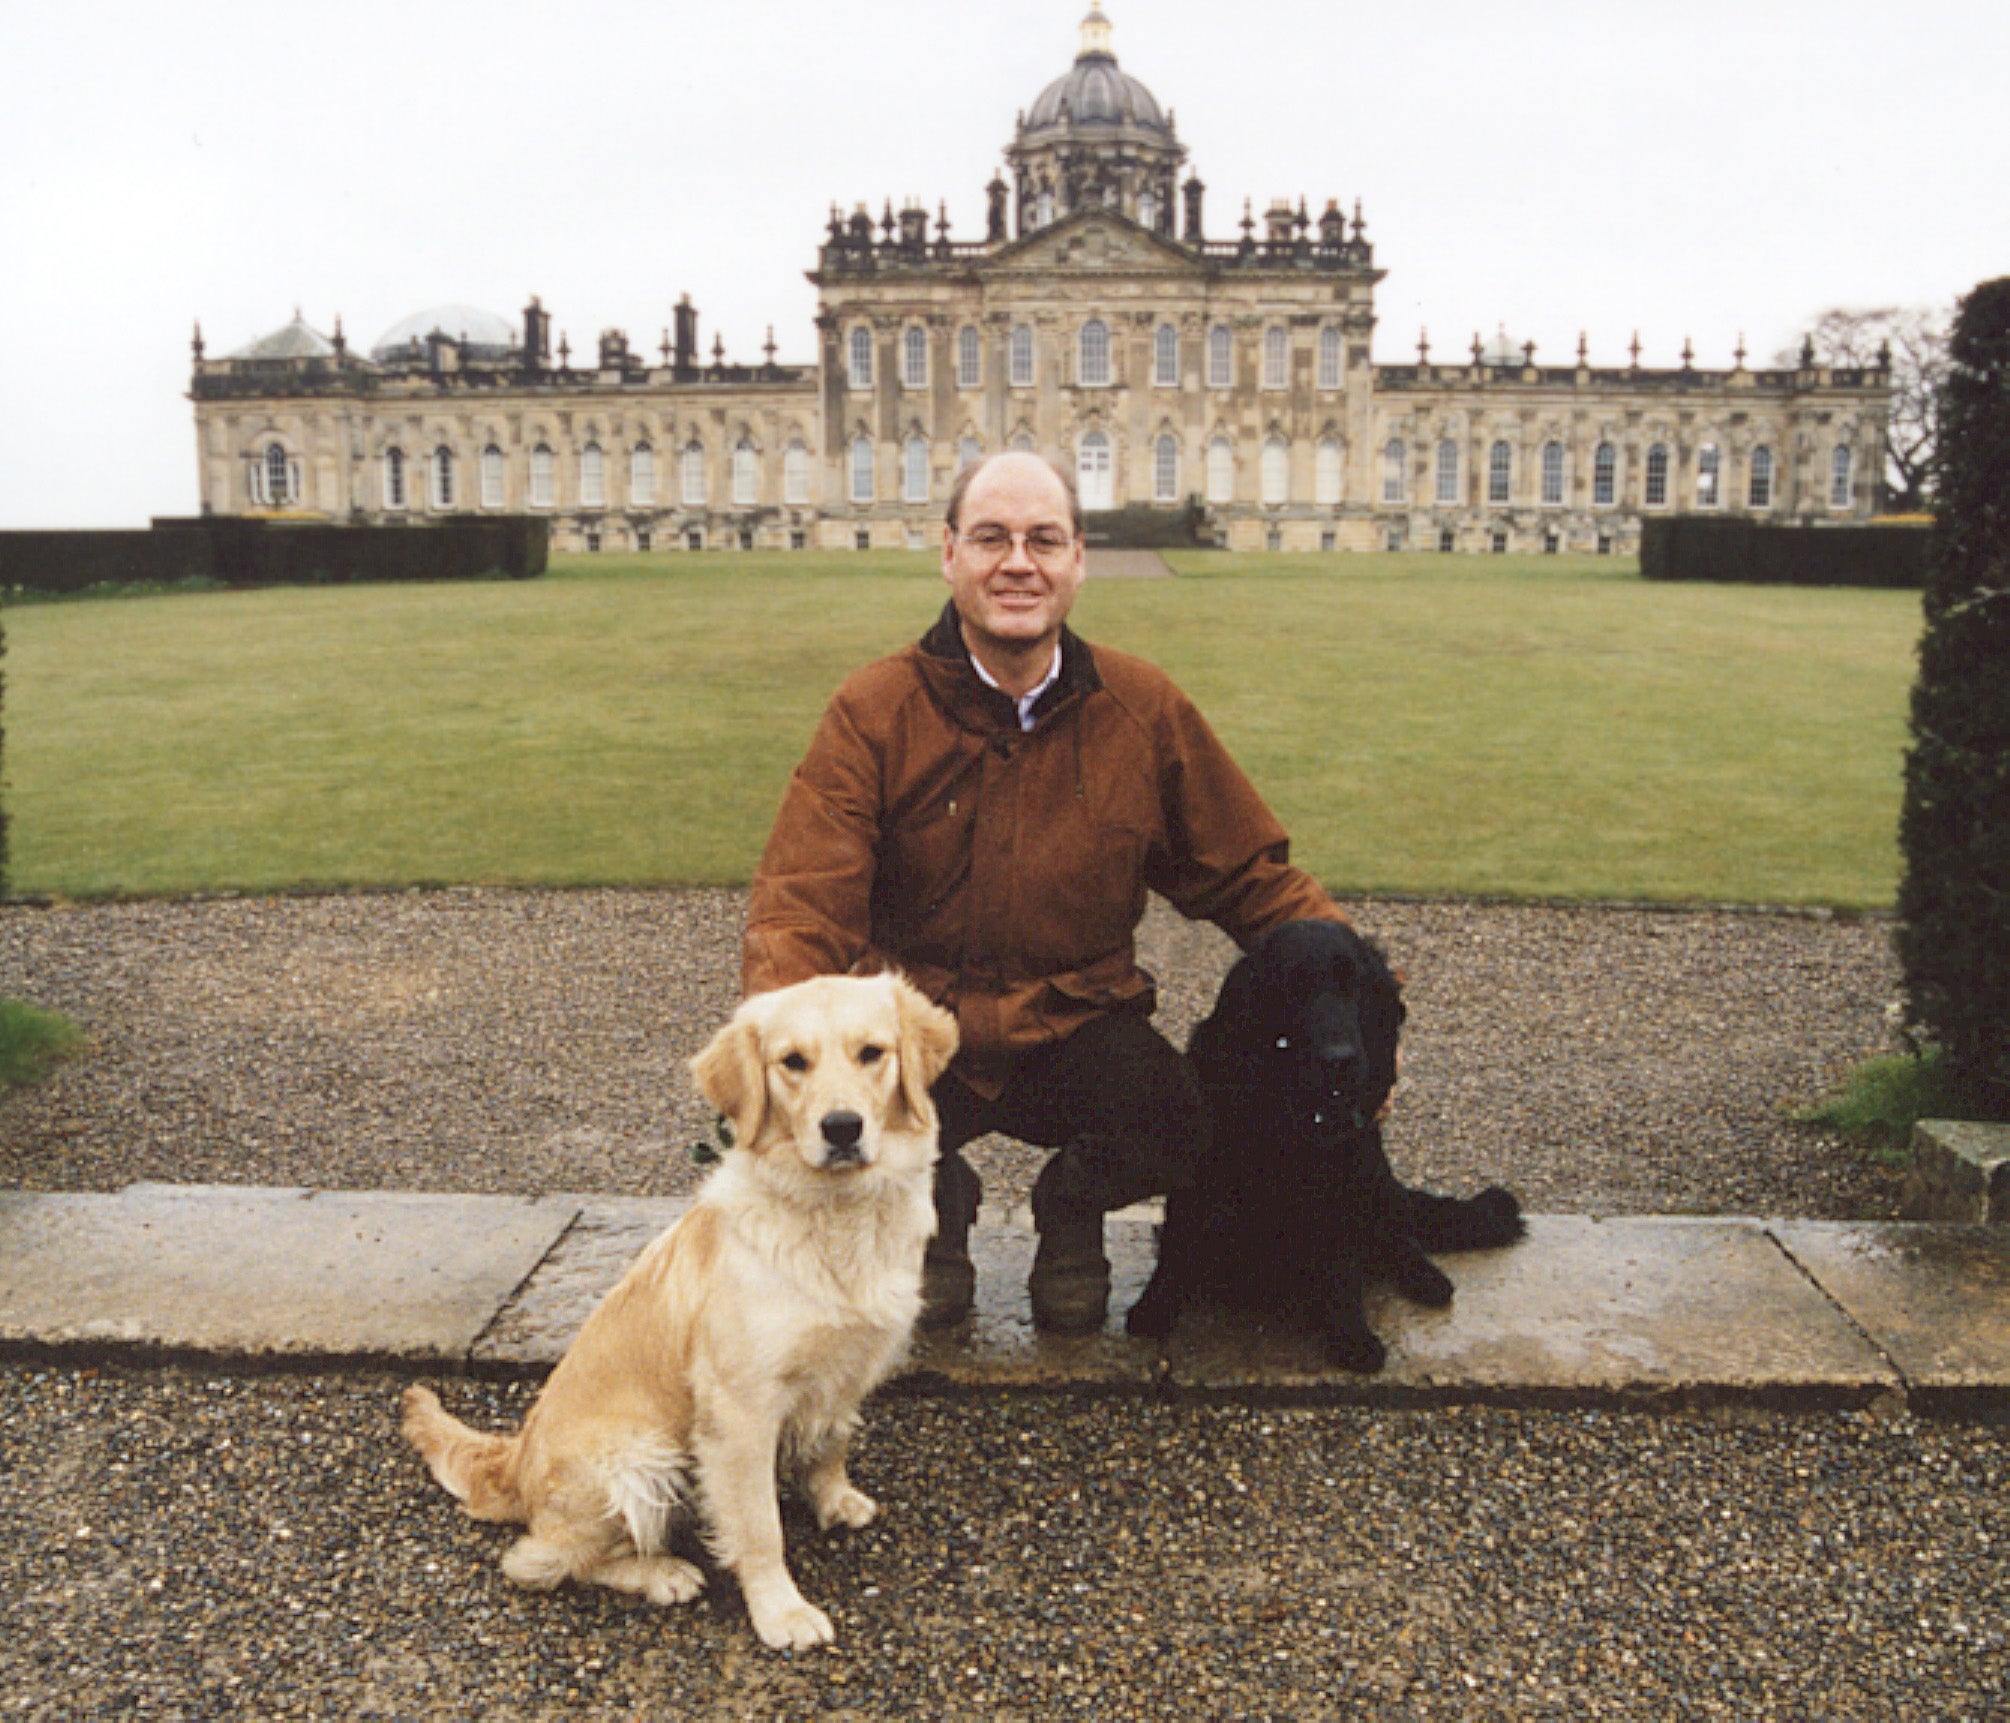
[691,1013,767,1154]
[892,977,959,1130]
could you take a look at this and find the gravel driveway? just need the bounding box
[0,888,1905,1221]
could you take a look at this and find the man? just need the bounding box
[743,451,1347,1331]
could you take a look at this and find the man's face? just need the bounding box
[941,454,1086,662]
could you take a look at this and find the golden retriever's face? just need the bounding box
[692,975,959,1178]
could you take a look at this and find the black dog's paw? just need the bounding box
[1124,1284,1180,1340]
[1471,1186,1527,1244]
[1322,1324,1387,1374]
[1392,1252,1455,1309]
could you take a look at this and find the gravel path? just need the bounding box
[0,1367,2002,1721]
[0,888,1904,1220]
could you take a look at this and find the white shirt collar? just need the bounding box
[969,641,1062,732]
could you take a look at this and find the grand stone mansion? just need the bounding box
[190,6,1893,555]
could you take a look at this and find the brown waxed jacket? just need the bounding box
[743,602,1347,1092]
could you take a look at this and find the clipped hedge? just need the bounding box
[0,517,548,595]
[1640,516,1928,588]
[1897,276,2010,1118]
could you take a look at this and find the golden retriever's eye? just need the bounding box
[781,1051,810,1074]
[857,1044,884,1065]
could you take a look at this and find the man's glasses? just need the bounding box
[954,527,1076,568]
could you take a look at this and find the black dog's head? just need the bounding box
[1196,920,1405,1128]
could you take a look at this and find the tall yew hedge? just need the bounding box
[1897,276,2010,1117]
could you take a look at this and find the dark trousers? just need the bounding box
[930,1009,1209,1223]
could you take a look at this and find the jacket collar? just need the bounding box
[918,600,1101,733]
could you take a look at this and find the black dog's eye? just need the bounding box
[781,1051,810,1074]
[857,1044,884,1065]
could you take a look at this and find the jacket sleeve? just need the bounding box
[1147,684,1350,949]
[742,689,887,996]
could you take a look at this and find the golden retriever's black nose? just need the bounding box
[820,1111,865,1161]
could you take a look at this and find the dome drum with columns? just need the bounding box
[190,6,1890,552]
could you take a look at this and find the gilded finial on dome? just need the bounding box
[1080,1,1113,59]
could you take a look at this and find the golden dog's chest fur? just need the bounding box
[402,973,958,1651]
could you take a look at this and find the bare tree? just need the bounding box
[1778,306,1950,511]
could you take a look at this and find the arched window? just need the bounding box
[681,441,706,507]
[1593,442,1617,507]
[1263,327,1288,390]
[1488,440,1513,505]
[1316,438,1343,507]
[957,327,981,390]
[1436,439,1460,504]
[903,436,930,503]
[1382,439,1406,504]
[1541,441,1566,507]
[1206,437,1235,504]
[630,443,655,507]
[431,446,455,510]
[1207,324,1233,388]
[1749,445,1774,510]
[1154,323,1179,388]
[1137,187,1157,230]
[1318,327,1342,392]
[1035,187,1055,226]
[1645,443,1670,508]
[1261,437,1289,505]
[1696,443,1721,509]
[958,435,982,472]
[850,435,874,504]
[384,447,407,511]
[902,327,927,389]
[848,327,874,390]
[528,444,552,509]
[782,441,810,506]
[1830,445,1854,509]
[1154,434,1179,502]
[1079,319,1111,387]
[481,445,505,509]
[579,443,605,507]
[732,439,759,507]
[265,444,292,507]
[1009,324,1035,388]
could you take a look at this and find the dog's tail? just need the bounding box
[399,1385,526,1523]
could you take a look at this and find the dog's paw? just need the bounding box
[1323,1326,1387,1374]
[640,1556,707,1606]
[750,1596,836,1652]
[1395,1255,1455,1308]
[1472,1186,1527,1242]
[1124,1286,1179,1339]
[816,1486,878,1533]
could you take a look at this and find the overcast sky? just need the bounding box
[3,0,2003,529]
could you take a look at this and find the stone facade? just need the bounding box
[190,5,1891,556]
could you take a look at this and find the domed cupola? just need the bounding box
[1005,4,1186,239]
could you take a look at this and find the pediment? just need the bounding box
[980,211,1201,277]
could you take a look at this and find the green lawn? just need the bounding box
[2,552,1920,907]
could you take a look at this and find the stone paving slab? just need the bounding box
[1163,1216,1903,1409]
[1,1186,2004,1415]
[0,1184,576,1365]
[1772,1221,2010,1415]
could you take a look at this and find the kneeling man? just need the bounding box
[743,451,1349,1331]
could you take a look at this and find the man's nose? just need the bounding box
[999,532,1038,572]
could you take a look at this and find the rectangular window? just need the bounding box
[1263,327,1288,390]
[1541,442,1565,506]
[1154,324,1178,387]
[1009,325,1034,388]
[682,445,706,507]
[902,327,927,389]
[1154,437,1178,502]
[1436,440,1459,505]
[957,327,981,389]
[1317,328,1342,391]
[1830,446,1854,509]
[1645,445,1669,508]
[629,446,654,507]
[1438,528,1455,553]
[1488,441,1512,505]
[848,328,874,391]
[1382,440,1406,504]
[1207,325,1233,389]
[1593,443,1617,507]
[1749,446,1774,510]
[1697,445,1721,509]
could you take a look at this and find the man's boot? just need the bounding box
[920,1153,981,1328]
[1028,1154,1110,1334]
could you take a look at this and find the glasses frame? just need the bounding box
[952,526,1079,568]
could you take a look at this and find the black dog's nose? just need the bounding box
[821,1111,864,1155]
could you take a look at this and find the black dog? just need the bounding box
[1126,919,1525,1372]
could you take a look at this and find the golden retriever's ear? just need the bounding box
[690,1013,767,1153]
[892,977,959,1129]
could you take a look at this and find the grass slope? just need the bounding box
[3,552,1918,906]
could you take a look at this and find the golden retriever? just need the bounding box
[401,972,958,1651]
